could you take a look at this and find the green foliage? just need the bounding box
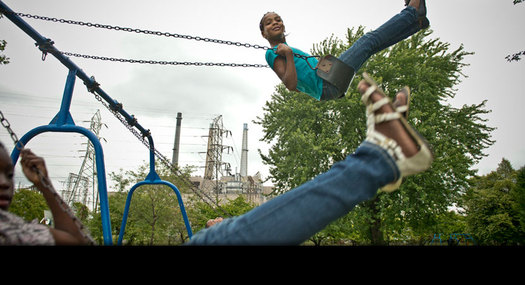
[0,40,9,65]
[0,14,10,65]
[100,162,196,245]
[464,159,525,245]
[86,161,257,245]
[187,195,256,233]
[9,188,48,222]
[255,27,495,245]
[516,167,525,233]
[506,0,524,61]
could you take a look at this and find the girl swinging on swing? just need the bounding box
[260,0,428,102]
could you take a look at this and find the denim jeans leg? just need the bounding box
[186,141,399,245]
[339,6,420,71]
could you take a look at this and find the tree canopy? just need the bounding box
[255,27,496,245]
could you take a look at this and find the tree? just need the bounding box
[105,162,195,245]
[505,0,524,62]
[97,161,257,245]
[188,195,256,234]
[9,188,48,222]
[464,159,525,245]
[0,40,8,65]
[255,27,495,245]
[0,14,10,65]
[515,167,525,233]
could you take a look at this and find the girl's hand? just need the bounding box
[275,43,293,57]
[20,149,49,186]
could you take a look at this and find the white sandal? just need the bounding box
[360,73,433,192]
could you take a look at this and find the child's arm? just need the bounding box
[272,43,299,92]
[20,149,93,245]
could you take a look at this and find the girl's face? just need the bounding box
[261,12,285,43]
[0,146,14,211]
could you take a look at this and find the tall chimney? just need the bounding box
[172,112,182,167]
[240,123,248,177]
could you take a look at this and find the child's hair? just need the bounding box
[259,11,276,32]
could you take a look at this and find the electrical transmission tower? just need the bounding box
[63,110,106,213]
[201,115,232,194]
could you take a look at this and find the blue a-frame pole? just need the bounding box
[10,69,113,245]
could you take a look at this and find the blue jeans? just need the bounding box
[321,6,420,100]
[186,142,400,245]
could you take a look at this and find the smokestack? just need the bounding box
[240,123,248,177]
[172,112,182,167]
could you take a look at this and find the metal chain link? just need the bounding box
[0,110,22,150]
[0,110,95,245]
[6,10,318,69]
[12,11,271,51]
[10,10,270,67]
[62,51,269,68]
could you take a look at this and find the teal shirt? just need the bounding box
[265,43,324,100]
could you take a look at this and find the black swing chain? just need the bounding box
[0,110,21,149]
[61,51,269,68]
[0,110,95,245]
[4,10,269,68]
[5,10,318,69]
[10,12,271,50]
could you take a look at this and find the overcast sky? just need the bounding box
[1,0,524,191]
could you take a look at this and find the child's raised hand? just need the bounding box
[20,149,49,186]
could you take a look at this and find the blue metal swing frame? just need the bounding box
[1,0,193,245]
[117,135,193,245]
[9,69,114,244]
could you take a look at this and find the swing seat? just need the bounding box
[316,55,355,97]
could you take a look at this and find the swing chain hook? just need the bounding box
[35,38,55,61]
[84,76,100,93]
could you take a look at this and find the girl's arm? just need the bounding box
[272,43,299,92]
[20,149,93,245]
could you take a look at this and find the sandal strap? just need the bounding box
[366,96,401,124]
[361,84,377,104]
[374,112,401,124]
[396,105,408,114]
[369,97,391,112]
[366,130,406,162]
